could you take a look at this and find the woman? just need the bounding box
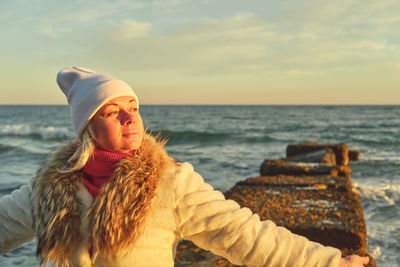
[0,67,369,267]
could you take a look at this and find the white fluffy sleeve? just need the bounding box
[0,184,35,253]
[173,162,342,267]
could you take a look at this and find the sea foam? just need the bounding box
[0,124,73,140]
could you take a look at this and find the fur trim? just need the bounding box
[32,141,83,267]
[31,134,173,266]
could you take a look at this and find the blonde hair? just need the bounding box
[58,124,96,173]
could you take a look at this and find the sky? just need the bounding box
[0,0,399,105]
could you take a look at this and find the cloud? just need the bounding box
[151,0,181,7]
[80,0,400,86]
[2,0,400,104]
[93,13,278,75]
[42,26,57,38]
[108,20,152,40]
[0,12,12,21]
[18,1,149,26]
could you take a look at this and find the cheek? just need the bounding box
[137,115,144,131]
[132,115,144,142]
[92,119,120,146]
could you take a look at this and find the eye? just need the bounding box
[129,106,139,113]
[104,110,118,117]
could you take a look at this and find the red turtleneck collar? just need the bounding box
[82,148,133,198]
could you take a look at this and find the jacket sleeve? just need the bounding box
[173,162,342,267]
[0,184,35,254]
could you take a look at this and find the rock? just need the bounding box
[329,165,352,177]
[286,148,337,165]
[260,159,352,177]
[260,159,309,176]
[335,144,349,166]
[349,150,360,161]
[224,176,367,254]
[307,164,352,177]
[175,240,236,267]
[286,142,350,166]
[243,174,352,192]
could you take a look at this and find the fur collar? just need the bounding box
[31,134,173,266]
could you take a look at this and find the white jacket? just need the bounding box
[0,136,341,267]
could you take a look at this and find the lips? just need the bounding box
[122,131,138,136]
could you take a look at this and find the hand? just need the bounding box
[339,255,369,267]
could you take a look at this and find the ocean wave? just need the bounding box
[364,156,400,162]
[0,143,15,153]
[370,246,382,259]
[238,135,278,143]
[353,183,399,208]
[0,182,26,196]
[155,129,276,145]
[154,130,231,143]
[358,150,400,162]
[348,135,398,146]
[354,182,400,266]
[0,124,73,140]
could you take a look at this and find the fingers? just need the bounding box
[346,255,370,266]
[361,256,370,265]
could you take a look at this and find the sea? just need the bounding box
[0,105,399,267]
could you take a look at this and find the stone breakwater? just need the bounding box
[174,142,376,267]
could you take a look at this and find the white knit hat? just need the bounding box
[57,67,138,140]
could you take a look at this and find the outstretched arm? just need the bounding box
[173,162,344,267]
[0,184,35,253]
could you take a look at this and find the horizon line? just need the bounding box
[1,103,400,106]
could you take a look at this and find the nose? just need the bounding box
[120,111,135,126]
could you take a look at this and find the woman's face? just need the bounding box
[91,96,144,153]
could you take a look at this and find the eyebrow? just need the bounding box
[102,99,137,108]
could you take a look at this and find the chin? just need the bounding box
[124,141,143,151]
